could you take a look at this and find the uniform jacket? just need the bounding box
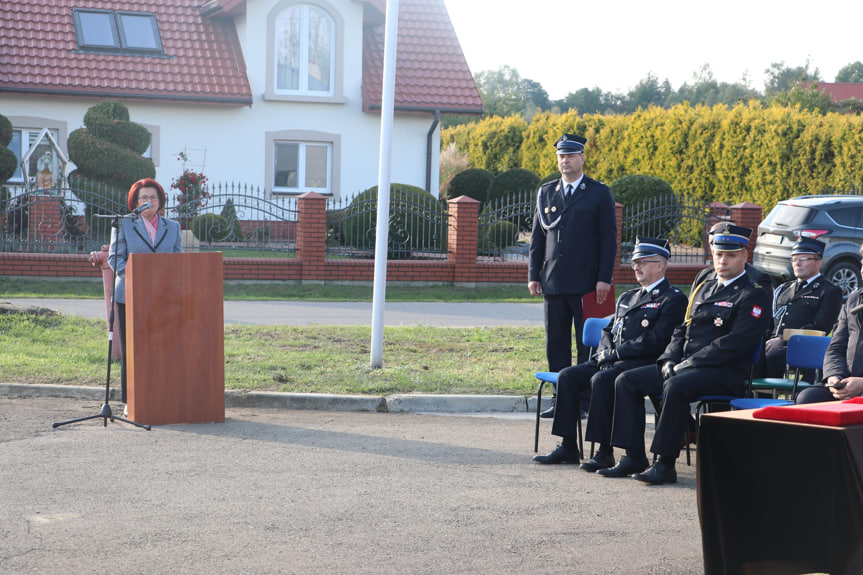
[660,273,771,377]
[108,215,184,303]
[528,176,617,295]
[823,289,863,381]
[596,278,688,370]
[771,275,842,339]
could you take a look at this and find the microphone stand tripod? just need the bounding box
[53,212,151,430]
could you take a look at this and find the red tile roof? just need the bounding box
[360,0,483,114]
[0,0,252,105]
[0,0,482,114]
[810,82,863,102]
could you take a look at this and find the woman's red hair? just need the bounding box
[127,178,166,212]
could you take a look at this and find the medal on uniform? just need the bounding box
[714,317,723,327]
[641,319,649,327]
[551,206,557,212]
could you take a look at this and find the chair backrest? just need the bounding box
[744,339,763,397]
[786,334,832,398]
[786,334,832,371]
[583,316,611,350]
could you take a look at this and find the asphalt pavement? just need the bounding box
[0,396,704,574]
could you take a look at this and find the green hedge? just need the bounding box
[441,103,863,208]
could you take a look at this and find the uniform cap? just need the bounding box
[791,236,825,257]
[554,133,587,155]
[632,236,671,260]
[711,222,751,251]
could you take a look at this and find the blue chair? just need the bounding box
[730,334,831,410]
[533,316,611,454]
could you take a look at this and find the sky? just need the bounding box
[442,0,863,100]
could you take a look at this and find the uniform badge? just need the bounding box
[544,207,549,214]
[551,206,557,212]
[751,305,763,318]
[651,289,659,297]
[714,317,723,327]
[714,301,733,308]
[641,319,649,327]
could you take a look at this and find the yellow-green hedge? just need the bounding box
[441,102,863,207]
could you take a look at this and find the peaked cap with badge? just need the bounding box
[632,236,671,261]
[711,223,751,252]
[790,236,825,257]
[554,133,587,155]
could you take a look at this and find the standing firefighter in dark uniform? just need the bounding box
[533,237,687,467]
[764,237,842,378]
[528,133,617,418]
[601,224,771,484]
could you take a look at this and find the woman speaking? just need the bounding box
[108,178,183,409]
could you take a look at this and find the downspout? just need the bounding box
[425,110,441,195]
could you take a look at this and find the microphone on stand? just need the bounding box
[129,202,152,218]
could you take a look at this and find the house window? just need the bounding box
[7,128,61,185]
[273,141,332,193]
[274,4,334,95]
[72,9,163,54]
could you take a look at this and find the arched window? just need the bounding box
[275,4,334,95]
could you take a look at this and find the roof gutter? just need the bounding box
[426,110,440,195]
[0,87,253,107]
[367,103,484,115]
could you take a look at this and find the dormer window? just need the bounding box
[72,9,163,55]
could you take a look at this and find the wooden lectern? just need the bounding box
[126,252,225,425]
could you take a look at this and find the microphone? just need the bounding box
[130,202,152,217]
[850,303,863,314]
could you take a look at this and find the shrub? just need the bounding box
[486,168,539,203]
[438,142,469,197]
[479,220,519,253]
[342,184,446,257]
[0,114,18,187]
[611,174,680,244]
[445,168,493,203]
[189,213,229,243]
[220,198,243,242]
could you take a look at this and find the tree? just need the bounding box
[670,66,761,107]
[474,65,549,119]
[764,61,821,97]
[836,61,863,83]
[623,73,673,112]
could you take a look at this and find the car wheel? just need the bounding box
[825,260,861,297]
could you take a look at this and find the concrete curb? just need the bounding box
[0,384,665,414]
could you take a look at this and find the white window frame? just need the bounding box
[265,0,346,104]
[266,130,340,197]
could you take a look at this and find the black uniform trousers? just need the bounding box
[584,360,655,447]
[612,364,746,459]
[550,362,600,439]
[544,293,587,371]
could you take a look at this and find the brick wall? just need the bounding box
[0,192,763,288]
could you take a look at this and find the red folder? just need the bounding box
[582,287,616,319]
[753,398,863,427]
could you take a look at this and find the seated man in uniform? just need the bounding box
[533,237,687,465]
[601,224,771,484]
[797,244,863,404]
[763,237,841,379]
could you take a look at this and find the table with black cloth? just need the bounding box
[697,409,863,575]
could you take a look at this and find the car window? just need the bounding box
[826,206,863,229]
[766,205,814,227]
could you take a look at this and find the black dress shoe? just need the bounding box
[532,443,580,464]
[632,461,677,485]
[596,455,649,477]
[539,398,556,419]
[579,451,615,472]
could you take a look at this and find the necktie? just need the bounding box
[795,279,806,295]
[566,184,573,198]
[639,288,648,299]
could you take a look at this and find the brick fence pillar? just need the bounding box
[447,195,480,282]
[30,194,63,246]
[729,202,764,263]
[296,192,327,279]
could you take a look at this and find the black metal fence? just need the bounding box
[477,189,533,261]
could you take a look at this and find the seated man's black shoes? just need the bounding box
[632,461,677,485]
[532,442,580,464]
[596,455,648,477]
[539,397,556,419]
[579,451,615,472]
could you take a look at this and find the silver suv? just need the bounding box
[753,195,863,296]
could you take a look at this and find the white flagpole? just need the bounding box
[370,0,399,369]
